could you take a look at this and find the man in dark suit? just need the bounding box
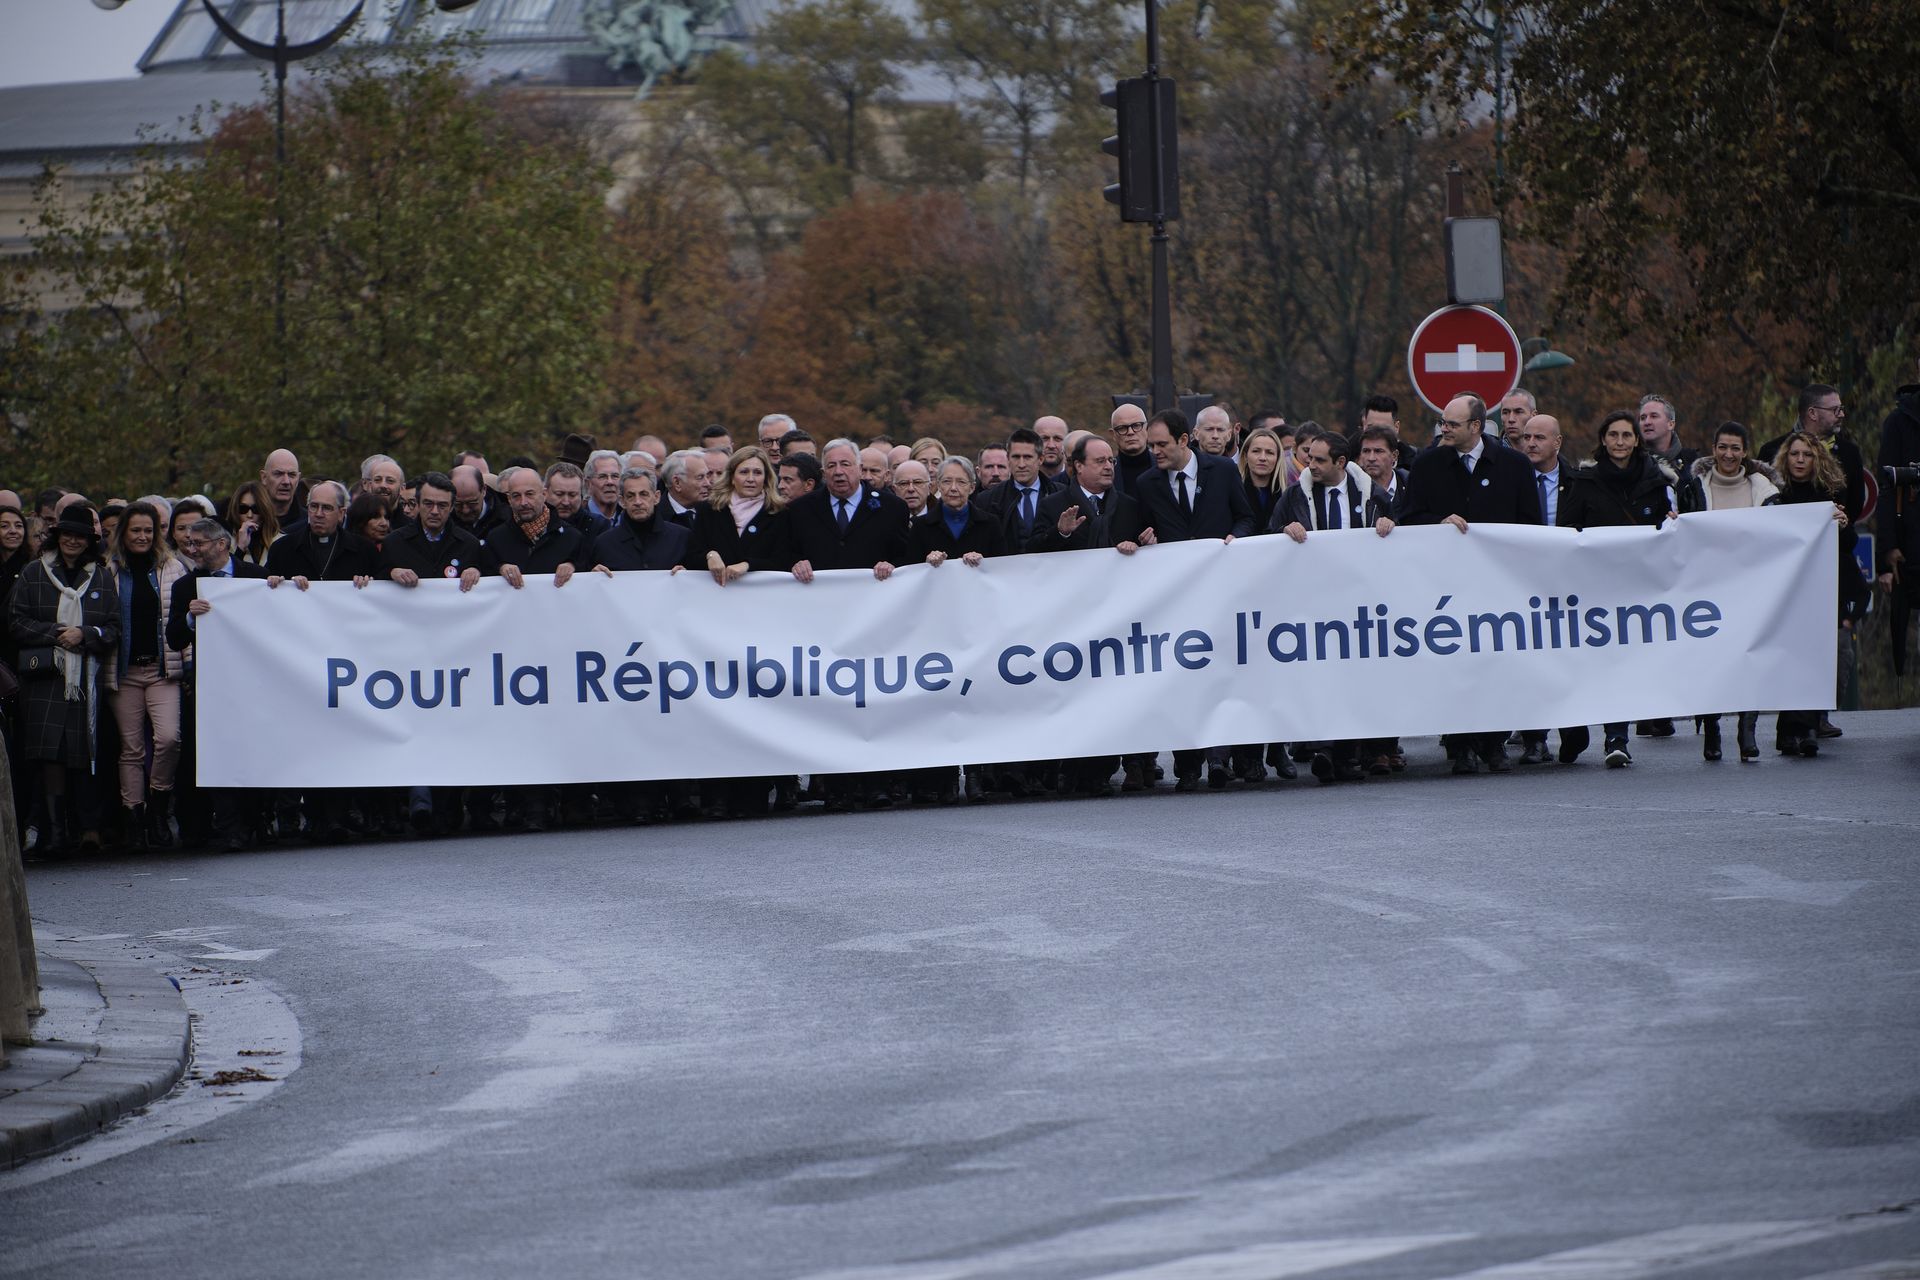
[1130,409,1258,790]
[375,471,484,835]
[1355,426,1410,519]
[264,480,380,587]
[1275,434,1393,784]
[590,469,689,572]
[1400,393,1545,774]
[381,471,484,591]
[1027,436,1153,795]
[788,439,912,809]
[972,427,1058,554]
[167,517,269,852]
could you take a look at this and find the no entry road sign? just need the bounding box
[1407,304,1522,413]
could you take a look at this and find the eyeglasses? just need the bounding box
[1113,421,1145,433]
[1436,418,1474,431]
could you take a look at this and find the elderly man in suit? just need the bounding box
[1027,436,1154,795]
[1400,393,1545,774]
[787,439,912,809]
[1131,409,1258,790]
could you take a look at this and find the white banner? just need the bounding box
[193,504,1837,787]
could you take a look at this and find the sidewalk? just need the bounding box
[0,942,192,1170]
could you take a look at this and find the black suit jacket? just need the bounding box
[911,507,1008,561]
[1399,439,1544,526]
[1131,452,1259,541]
[684,503,790,573]
[593,514,689,572]
[481,509,598,575]
[1274,471,1391,532]
[1026,486,1146,553]
[971,476,1058,554]
[264,529,381,581]
[379,522,484,582]
[784,485,912,570]
[166,560,269,658]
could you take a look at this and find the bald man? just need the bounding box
[1034,415,1069,482]
[1514,413,1567,529]
[261,447,306,534]
[860,446,894,492]
[1192,404,1239,460]
[1109,402,1155,497]
[891,459,932,520]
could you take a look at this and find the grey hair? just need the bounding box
[619,467,658,491]
[1636,393,1677,425]
[822,437,860,463]
[187,517,231,549]
[621,450,656,472]
[312,479,350,509]
[586,448,621,473]
[938,455,977,486]
[659,450,696,491]
[360,453,402,482]
[495,466,539,490]
[758,413,796,434]
[135,494,173,523]
[1504,388,1538,412]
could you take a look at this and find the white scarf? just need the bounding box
[49,558,97,702]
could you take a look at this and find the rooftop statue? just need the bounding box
[585,0,734,94]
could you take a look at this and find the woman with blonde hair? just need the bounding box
[908,436,948,468]
[684,445,790,587]
[1765,430,1869,757]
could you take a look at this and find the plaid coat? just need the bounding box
[8,555,119,766]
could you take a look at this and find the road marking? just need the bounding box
[1712,865,1869,906]
[1436,1218,1909,1277]
[1080,1235,1475,1279]
[0,1214,212,1274]
[193,940,279,963]
[252,1128,457,1186]
[1445,936,1527,974]
[825,915,1116,960]
[1795,1258,1920,1278]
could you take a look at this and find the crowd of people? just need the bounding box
[5,376,1912,857]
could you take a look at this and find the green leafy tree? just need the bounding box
[1318,0,1920,355]
[1,35,611,495]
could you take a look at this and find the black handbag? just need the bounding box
[16,646,60,679]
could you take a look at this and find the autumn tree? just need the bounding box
[2,36,611,495]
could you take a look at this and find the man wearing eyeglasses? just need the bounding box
[264,479,380,590]
[1109,402,1157,497]
[1759,384,1868,525]
[1400,393,1544,775]
[381,471,483,593]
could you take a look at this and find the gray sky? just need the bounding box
[0,0,174,89]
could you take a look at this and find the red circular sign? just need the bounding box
[1407,304,1523,413]
[1861,469,1879,524]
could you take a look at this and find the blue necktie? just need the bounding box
[835,500,850,534]
[1019,487,1035,534]
[1537,473,1551,521]
[1325,486,1341,530]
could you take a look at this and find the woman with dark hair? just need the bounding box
[1765,431,1868,757]
[1557,410,1681,768]
[106,501,188,848]
[1691,422,1779,761]
[8,505,120,853]
[167,499,209,554]
[346,491,393,550]
[226,480,281,568]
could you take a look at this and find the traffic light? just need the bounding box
[1100,77,1180,223]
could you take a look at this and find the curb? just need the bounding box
[0,950,193,1170]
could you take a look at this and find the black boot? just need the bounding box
[45,795,72,856]
[147,790,175,849]
[1737,712,1759,762]
[126,804,150,851]
[1702,717,1722,762]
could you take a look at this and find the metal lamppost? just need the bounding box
[97,0,482,382]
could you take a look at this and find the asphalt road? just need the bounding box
[4,716,1919,1280]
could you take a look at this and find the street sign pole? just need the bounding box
[1144,0,1173,415]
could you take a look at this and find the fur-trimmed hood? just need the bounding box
[1689,454,1781,509]
[1688,455,1781,485]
